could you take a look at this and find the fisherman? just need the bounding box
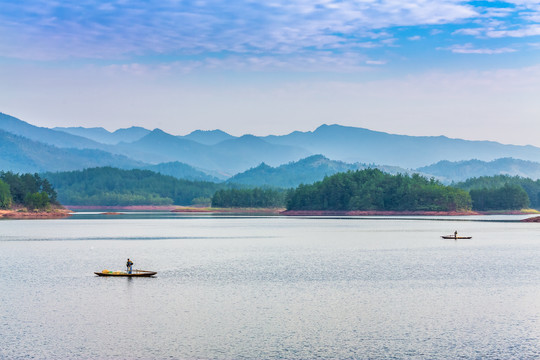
[454,230,458,240]
[126,258,133,274]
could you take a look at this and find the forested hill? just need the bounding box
[226,155,416,188]
[40,167,537,211]
[286,169,472,212]
[43,167,227,206]
[227,155,363,188]
[141,161,223,182]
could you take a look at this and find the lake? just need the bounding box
[1,212,539,359]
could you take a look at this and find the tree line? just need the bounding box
[5,166,533,211]
[455,175,540,209]
[212,171,539,211]
[468,184,529,211]
[43,167,229,206]
[0,172,57,210]
[212,188,288,208]
[285,169,471,211]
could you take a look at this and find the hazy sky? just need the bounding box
[1,1,540,145]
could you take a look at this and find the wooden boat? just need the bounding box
[441,235,472,239]
[94,269,157,277]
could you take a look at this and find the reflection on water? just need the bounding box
[0,214,539,359]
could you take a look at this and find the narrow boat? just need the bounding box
[94,269,157,277]
[441,235,472,239]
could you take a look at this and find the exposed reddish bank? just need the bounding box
[172,206,285,214]
[0,208,73,219]
[280,210,479,216]
[65,205,177,211]
[522,216,540,222]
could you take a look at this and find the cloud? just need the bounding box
[365,60,387,65]
[453,28,483,36]
[1,0,538,73]
[486,24,540,38]
[455,24,540,39]
[448,0,540,40]
[103,52,374,74]
[0,0,478,61]
[441,43,517,54]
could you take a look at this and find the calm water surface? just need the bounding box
[1,213,539,359]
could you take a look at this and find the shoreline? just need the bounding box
[280,210,480,216]
[172,206,285,214]
[522,216,540,222]
[51,205,540,218]
[0,208,73,219]
[281,209,540,216]
[65,205,178,211]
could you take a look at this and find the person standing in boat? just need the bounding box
[454,230,458,240]
[126,258,133,274]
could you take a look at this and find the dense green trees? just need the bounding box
[286,169,472,211]
[0,172,57,210]
[456,175,540,209]
[12,166,536,212]
[212,188,288,208]
[469,184,529,211]
[44,167,226,206]
[0,179,12,209]
[24,192,52,210]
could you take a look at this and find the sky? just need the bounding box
[1,0,540,145]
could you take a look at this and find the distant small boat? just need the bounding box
[441,235,472,239]
[94,269,157,277]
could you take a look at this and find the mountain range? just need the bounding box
[418,158,540,183]
[54,126,150,144]
[0,129,143,173]
[262,124,540,168]
[2,112,540,185]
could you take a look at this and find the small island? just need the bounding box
[212,169,473,214]
[209,169,538,216]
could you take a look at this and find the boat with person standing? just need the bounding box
[94,269,157,277]
[441,231,471,240]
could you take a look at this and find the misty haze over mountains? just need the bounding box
[2,112,540,185]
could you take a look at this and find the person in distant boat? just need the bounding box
[126,258,133,274]
[454,230,458,240]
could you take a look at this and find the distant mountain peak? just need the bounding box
[300,154,328,162]
[254,162,272,170]
[150,128,167,134]
[238,134,261,141]
[219,134,267,146]
[139,128,195,143]
[113,126,148,132]
[187,129,230,136]
[313,123,377,135]
[182,128,235,145]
